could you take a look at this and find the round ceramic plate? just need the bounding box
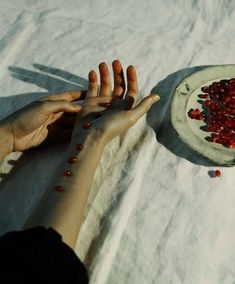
[171,65,235,166]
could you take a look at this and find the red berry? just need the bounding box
[76,144,84,150]
[64,170,72,177]
[229,89,235,96]
[68,156,78,163]
[205,99,212,106]
[201,86,209,93]
[83,122,91,129]
[227,140,235,148]
[189,79,235,149]
[55,185,64,192]
[214,170,221,177]
[188,109,196,119]
[194,108,200,115]
[229,79,235,85]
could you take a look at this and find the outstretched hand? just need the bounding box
[71,60,160,146]
[5,91,83,152]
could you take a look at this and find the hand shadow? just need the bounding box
[146,65,220,167]
[0,63,88,120]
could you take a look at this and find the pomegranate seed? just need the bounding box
[76,144,84,150]
[214,170,221,177]
[201,86,209,93]
[64,170,72,177]
[229,79,235,85]
[189,79,235,148]
[220,79,229,86]
[205,99,212,106]
[228,89,235,96]
[194,108,200,115]
[198,113,204,120]
[68,156,78,163]
[188,109,196,119]
[228,140,235,148]
[83,122,91,129]
[55,185,64,192]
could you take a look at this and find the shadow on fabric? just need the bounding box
[146,65,220,167]
[0,63,88,120]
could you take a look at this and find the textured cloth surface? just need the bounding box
[0,1,235,283]
[0,226,88,283]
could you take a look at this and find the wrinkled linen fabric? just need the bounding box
[0,1,235,283]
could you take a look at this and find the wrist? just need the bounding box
[69,127,107,153]
[0,121,13,159]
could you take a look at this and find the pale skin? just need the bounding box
[0,60,160,249]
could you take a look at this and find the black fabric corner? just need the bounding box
[0,226,89,283]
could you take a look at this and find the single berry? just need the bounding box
[64,170,72,177]
[76,144,84,150]
[68,156,78,163]
[214,170,221,177]
[83,122,91,129]
[55,185,64,192]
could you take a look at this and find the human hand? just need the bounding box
[5,91,83,152]
[71,60,160,146]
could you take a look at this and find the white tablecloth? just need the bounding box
[0,1,235,283]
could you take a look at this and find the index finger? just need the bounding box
[44,90,87,102]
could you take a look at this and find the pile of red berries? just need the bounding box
[188,78,235,148]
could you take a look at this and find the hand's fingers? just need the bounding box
[82,105,107,115]
[127,94,160,123]
[87,70,98,97]
[45,90,86,102]
[125,65,138,106]
[85,96,113,106]
[112,60,126,98]
[99,62,111,97]
[40,100,81,115]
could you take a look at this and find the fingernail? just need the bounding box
[151,94,160,103]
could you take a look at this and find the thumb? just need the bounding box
[127,94,160,122]
[40,100,81,114]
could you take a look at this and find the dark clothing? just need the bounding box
[0,226,88,283]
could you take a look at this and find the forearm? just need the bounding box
[24,129,106,249]
[0,121,13,160]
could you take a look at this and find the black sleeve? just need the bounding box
[0,226,89,284]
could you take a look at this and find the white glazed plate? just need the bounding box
[171,65,235,166]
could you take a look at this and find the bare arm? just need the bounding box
[24,60,160,249]
[24,128,105,248]
[0,122,13,160]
